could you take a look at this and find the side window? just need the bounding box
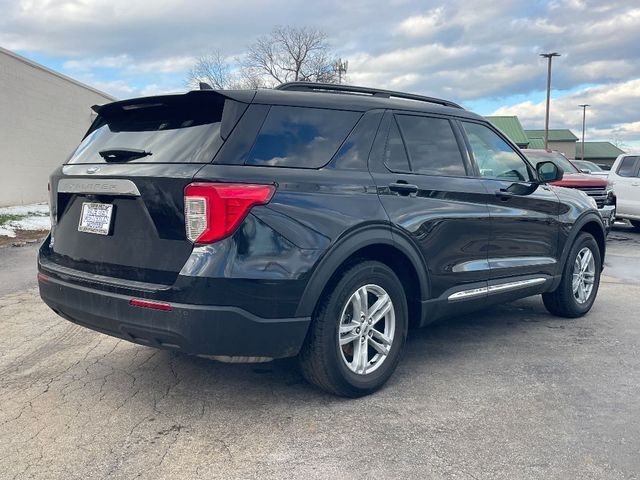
[383,118,410,172]
[246,106,361,168]
[395,115,466,176]
[617,157,639,177]
[462,122,532,182]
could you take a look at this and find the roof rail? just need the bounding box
[274,82,463,109]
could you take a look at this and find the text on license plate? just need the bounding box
[78,202,113,235]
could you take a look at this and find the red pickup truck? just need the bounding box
[522,149,616,230]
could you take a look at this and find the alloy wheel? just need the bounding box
[572,246,596,304]
[338,284,396,375]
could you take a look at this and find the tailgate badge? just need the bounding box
[86,167,100,174]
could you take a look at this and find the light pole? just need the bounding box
[540,52,561,150]
[579,104,590,161]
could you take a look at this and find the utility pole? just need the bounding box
[334,59,348,84]
[540,52,561,150]
[579,104,590,161]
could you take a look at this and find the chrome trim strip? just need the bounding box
[487,278,546,294]
[488,257,556,270]
[448,286,488,300]
[451,259,490,273]
[58,178,141,196]
[452,257,556,273]
[448,277,547,302]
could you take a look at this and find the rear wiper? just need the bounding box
[99,148,152,162]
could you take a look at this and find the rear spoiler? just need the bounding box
[90,89,256,116]
[88,89,257,140]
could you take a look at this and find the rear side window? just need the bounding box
[383,118,411,172]
[246,106,361,168]
[68,95,227,164]
[395,115,466,176]
[617,156,639,177]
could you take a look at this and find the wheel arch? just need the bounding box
[295,225,430,328]
[559,212,606,277]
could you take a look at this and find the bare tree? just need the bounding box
[243,26,339,86]
[186,50,233,89]
[186,27,343,90]
[611,136,630,152]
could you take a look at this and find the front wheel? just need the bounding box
[298,260,408,397]
[543,232,601,318]
[630,220,640,231]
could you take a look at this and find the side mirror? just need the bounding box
[580,168,592,174]
[537,161,563,183]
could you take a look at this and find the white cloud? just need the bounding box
[139,83,179,96]
[0,0,639,141]
[395,8,444,37]
[86,79,137,98]
[492,79,640,142]
[63,54,196,74]
[63,55,131,71]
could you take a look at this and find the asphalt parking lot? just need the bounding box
[1,226,639,480]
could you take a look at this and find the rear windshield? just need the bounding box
[68,95,226,164]
[245,106,361,168]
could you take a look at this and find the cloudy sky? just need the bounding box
[2,0,639,149]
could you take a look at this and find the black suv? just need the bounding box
[38,83,605,397]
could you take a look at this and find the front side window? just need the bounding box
[617,156,639,177]
[395,115,466,176]
[246,106,361,168]
[463,122,532,182]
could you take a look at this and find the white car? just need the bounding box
[609,154,640,230]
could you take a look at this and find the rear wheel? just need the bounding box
[630,220,640,231]
[298,260,408,397]
[543,232,601,318]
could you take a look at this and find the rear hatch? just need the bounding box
[44,90,252,286]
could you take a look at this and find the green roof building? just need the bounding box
[486,116,529,148]
[527,137,545,149]
[524,129,578,142]
[524,129,578,159]
[575,142,625,168]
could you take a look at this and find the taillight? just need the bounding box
[184,182,276,244]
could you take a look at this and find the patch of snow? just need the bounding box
[14,216,51,231]
[0,226,16,238]
[0,203,50,217]
[0,203,51,237]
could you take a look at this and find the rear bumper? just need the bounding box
[38,273,310,359]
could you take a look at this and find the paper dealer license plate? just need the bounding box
[78,202,113,235]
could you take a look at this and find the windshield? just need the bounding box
[524,151,580,174]
[68,95,226,164]
[574,160,603,171]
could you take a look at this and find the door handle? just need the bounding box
[389,182,418,195]
[495,188,515,200]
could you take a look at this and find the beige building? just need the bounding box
[0,47,116,206]
[524,129,578,159]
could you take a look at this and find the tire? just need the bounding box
[543,232,601,318]
[630,220,640,231]
[298,260,408,397]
